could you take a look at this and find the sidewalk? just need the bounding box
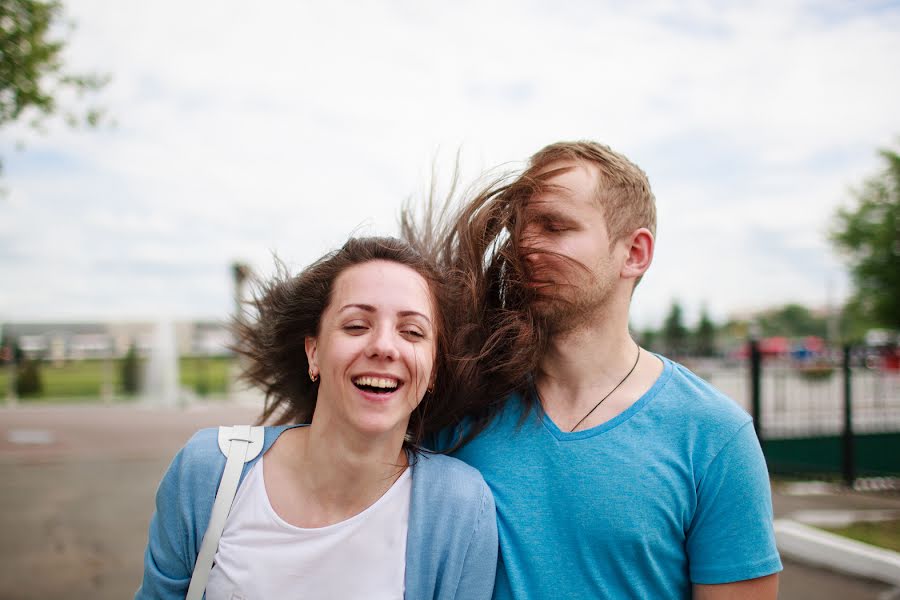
[0,402,261,600]
[772,479,900,598]
[774,481,900,520]
[1,403,898,599]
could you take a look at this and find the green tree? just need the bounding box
[0,329,23,364]
[640,327,658,353]
[755,303,827,338]
[693,306,717,357]
[831,146,900,331]
[15,357,42,396]
[0,0,107,173]
[662,301,688,357]
[838,297,878,343]
[120,343,140,395]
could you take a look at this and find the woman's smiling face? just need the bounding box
[304,259,437,440]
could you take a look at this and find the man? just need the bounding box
[423,141,782,599]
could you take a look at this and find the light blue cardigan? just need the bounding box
[136,425,498,599]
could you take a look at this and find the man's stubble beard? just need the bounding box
[529,272,614,337]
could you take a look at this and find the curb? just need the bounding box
[774,519,900,585]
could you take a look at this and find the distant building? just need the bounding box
[1,321,234,361]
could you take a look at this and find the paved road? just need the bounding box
[1,403,897,599]
[1,402,260,600]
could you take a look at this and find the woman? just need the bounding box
[136,237,498,599]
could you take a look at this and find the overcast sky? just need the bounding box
[2,0,899,329]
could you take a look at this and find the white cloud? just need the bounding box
[1,0,898,326]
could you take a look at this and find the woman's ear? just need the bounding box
[305,336,319,381]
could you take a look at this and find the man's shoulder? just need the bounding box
[654,355,751,425]
[429,392,528,451]
[647,356,756,464]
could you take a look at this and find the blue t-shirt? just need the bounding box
[439,356,782,599]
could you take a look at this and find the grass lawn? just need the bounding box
[821,519,900,553]
[179,356,233,396]
[0,357,234,400]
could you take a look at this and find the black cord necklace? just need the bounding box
[564,345,642,432]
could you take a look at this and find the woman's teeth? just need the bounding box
[353,376,399,391]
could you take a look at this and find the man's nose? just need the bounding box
[518,226,544,262]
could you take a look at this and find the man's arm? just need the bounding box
[694,573,779,599]
[687,422,783,587]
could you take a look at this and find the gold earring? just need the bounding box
[309,370,318,382]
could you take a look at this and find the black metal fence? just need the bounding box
[687,344,900,483]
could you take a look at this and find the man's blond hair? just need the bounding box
[526,140,657,243]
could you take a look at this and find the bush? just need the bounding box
[16,359,43,397]
[797,364,835,382]
[121,344,141,395]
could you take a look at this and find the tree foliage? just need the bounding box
[755,303,827,338]
[830,147,900,331]
[15,357,42,396]
[120,343,140,395]
[693,306,717,356]
[0,330,24,364]
[662,301,688,357]
[639,327,658,354]
[0,0,107,171]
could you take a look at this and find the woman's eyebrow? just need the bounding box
[338,304,432,325]
[398,310,432,325]
[339,303,376,314]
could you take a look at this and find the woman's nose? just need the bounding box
[366,327,400,360]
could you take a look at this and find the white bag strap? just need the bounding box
[186,425,264,600]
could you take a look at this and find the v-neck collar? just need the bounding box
[537,355,673,441]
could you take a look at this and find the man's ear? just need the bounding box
[620,227,654,280]
[305,336,319,379]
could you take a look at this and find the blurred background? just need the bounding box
[1,1,899,598]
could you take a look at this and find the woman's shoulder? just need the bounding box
[177,427,227,466]
[161,428,227,495]
[177,424,295,466]
[411,452,492,503]
[405,452,498,593]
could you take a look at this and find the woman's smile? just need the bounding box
[305,259,437,437]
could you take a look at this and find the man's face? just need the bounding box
[517,160,623,333]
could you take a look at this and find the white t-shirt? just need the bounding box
[206,457,412,600]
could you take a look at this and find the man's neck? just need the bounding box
[539,307,636,392]
[535,302,664,431]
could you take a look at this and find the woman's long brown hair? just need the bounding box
[400,169,553,451]
[232,236,458,452]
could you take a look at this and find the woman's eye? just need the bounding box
[343,324,367,333]
[402,329,425,339]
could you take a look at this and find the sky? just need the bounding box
[2,0,900,330]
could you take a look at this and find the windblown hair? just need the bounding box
[400,140,656,450]
[401,167,548,451]
[529,141,657,242]
[233,236,456,451]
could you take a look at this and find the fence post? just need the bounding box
[750,338,762,442]
[842,344,855,487]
